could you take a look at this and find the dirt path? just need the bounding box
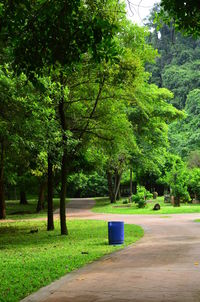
[21,198,200,301]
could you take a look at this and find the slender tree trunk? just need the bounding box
[173,173,180,207]
[47,155,54,231]
[130,168,133,197]
[36,180,46,212]
[135,181,137,194]
[114,172,117,195]
[0,141,6,219]
[20,191,28,205]
[114,172,122,201]
[14,187,17,200]
[60,151,68,235]
[106,171,115,203]
[117,187,121,200]
[59,92,68,235]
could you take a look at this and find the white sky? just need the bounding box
[126,0,160,26]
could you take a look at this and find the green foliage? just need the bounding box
[0,65,47,188]
[147,6,200,109]
[82,172,108,197]
[146,6,200,164]
[93,197,200,214]
[188,151,200,169]
[123,199,129,204]
[165,157,190,201]
[67,172,108,198]
[0,219,143,302]
[1,0,125,73]
[0,66,36,143]
[169,89,200,158]
[132,186,153,208]
[188,168,200,199]
[160,0,200,36]
[0,0,184,222]
[162,64,200,109]
[128,82,183,187]
[137,200,146,208]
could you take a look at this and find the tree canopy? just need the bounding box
[160,0,200,36]
[0,1,187,232]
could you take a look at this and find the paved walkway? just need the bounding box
[22,198,200,302]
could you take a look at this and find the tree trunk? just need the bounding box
[174,196,180,207]
[134,182,137,194]
[115,172,122,201]
[0,141,5,219]
[59,92,68,235]
[106,171,115,203]
[14,187,17,200]
[130,168,133,200]
[117,187,121,200]
[114,172,117,195]
[20,191,28,205]
[47,155,54,231]
[60,151,68,235]
[36,180,46,212]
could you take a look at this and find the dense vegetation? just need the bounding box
[0,1,200,300]
[0,1,199,233]
[142,5,200,205]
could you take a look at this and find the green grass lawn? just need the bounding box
[0,219,143,302]
[93,196,200,215]
[5,198,62,220]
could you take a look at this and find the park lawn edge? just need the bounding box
[5,198,70,220]
[92,197,200,215]
[0,219,143,302]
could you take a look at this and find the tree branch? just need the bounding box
[78,75,106,141]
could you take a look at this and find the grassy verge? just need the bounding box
[0,219,143,302]
[5,198,63,220]
[93,197,200,215]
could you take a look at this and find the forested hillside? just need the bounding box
[146,5,200,161]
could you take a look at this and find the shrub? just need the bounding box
[123,199,129,204]
[188,168,200,200]
[164,157,190,206]
[132,186,152,208]
[137,199,147,208]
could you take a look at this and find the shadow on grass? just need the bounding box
[0,220,109,249]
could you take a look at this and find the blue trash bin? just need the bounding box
[108,221,124,245]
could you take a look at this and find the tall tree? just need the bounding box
[1,0,125,234]
[0,67,39,218]
[169,89,200,158]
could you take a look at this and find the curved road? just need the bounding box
[22,198,200,302]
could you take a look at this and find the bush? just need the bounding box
[137,199,147,208]
[164,157,190,205]
[188,168,200,200]
[123,199,129,204]
[132,186,152,208]
[67,172,108,197]
[173,184,190,202]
